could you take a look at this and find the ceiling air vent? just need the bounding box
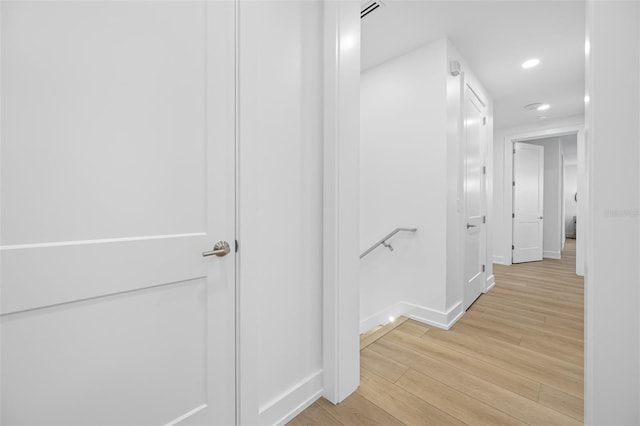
[361,0,384,19]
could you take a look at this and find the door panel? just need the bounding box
[512,142,544,263]
[463,86,486,310]
[1,1,236,424]
[1,1,207,245]
[2,280,208,425]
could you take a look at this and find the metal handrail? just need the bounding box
[360,227,417,259]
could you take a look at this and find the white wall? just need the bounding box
[561,134,578,239]
[360,38,492,331]
[524,137,563,259]
[492,116,584,266]
[238,2,324,424]
[360,39,448,330]
[564,164,578,237]
[585,1,640,424]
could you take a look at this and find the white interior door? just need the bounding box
[512,142,544,263]
[0,1,236,424]
[463,86,486,310]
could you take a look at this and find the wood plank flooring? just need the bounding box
[288,239,584,425]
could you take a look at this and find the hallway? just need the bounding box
[290,240,583,425]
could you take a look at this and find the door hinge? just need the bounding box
[512,213,515,218]
[482,264,486,272]
[513,148,516,154]
[512,181,515,187]
[512,244,515,250]
[482,166,486,175]
[235,240,239,253]
[482,216,486,224]
[483,117,487,125]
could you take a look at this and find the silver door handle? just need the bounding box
[467,224,477,229]
[202,241,231,257]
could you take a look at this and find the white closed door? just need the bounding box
[512,142,544,263]
[463,86,486,310]
[1,1,236,425]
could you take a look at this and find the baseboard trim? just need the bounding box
[359,302,412,334]
[485,274,496,293]
[406,301,464,330]
[493,255,509,265]
[259,370,323,426]
[543,250,561,260]
[360,301,464,333]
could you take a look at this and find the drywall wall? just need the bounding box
[524,137,563,259]
[585,1,640,424]
[238,1,324,424]
[360,39,448,330]
[561,134,578,239]
[564,165,578,237]
[492,116,584,267]
[360,38,492,331]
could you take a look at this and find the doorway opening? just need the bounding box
[511,133,578,264]
[322,2,584,414]
[504,127,585,275]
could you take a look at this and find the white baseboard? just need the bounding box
[493,255,509,265]
[543,250,561,260]
[406,301,464,330]
[360,301,464,333]
[259,370,323,426]
[485,274,496,293]
[359,302,413,334]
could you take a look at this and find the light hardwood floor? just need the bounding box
[289,239,583,425]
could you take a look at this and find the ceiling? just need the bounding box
[361,0,586,129]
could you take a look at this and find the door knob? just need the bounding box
[202,241,231,257]
[467,224,477,229]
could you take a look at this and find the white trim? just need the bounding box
[359,300,465,336]
[485,274,496,292]
[543,250,561,259]
[322,0,361,405]
[408,301,465,330]
[492,255,508,265]
[258,371,323,426]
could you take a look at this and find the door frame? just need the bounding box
[502,125,585,275]
[321,0,361,404]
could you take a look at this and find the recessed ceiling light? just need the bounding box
[537,104,550,111]
[524,103,543,110]
[584,95,590,103]
[521,58,540,69]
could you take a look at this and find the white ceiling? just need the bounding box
[361,0,586,129]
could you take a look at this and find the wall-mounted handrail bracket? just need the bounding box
[360,227,417,259]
